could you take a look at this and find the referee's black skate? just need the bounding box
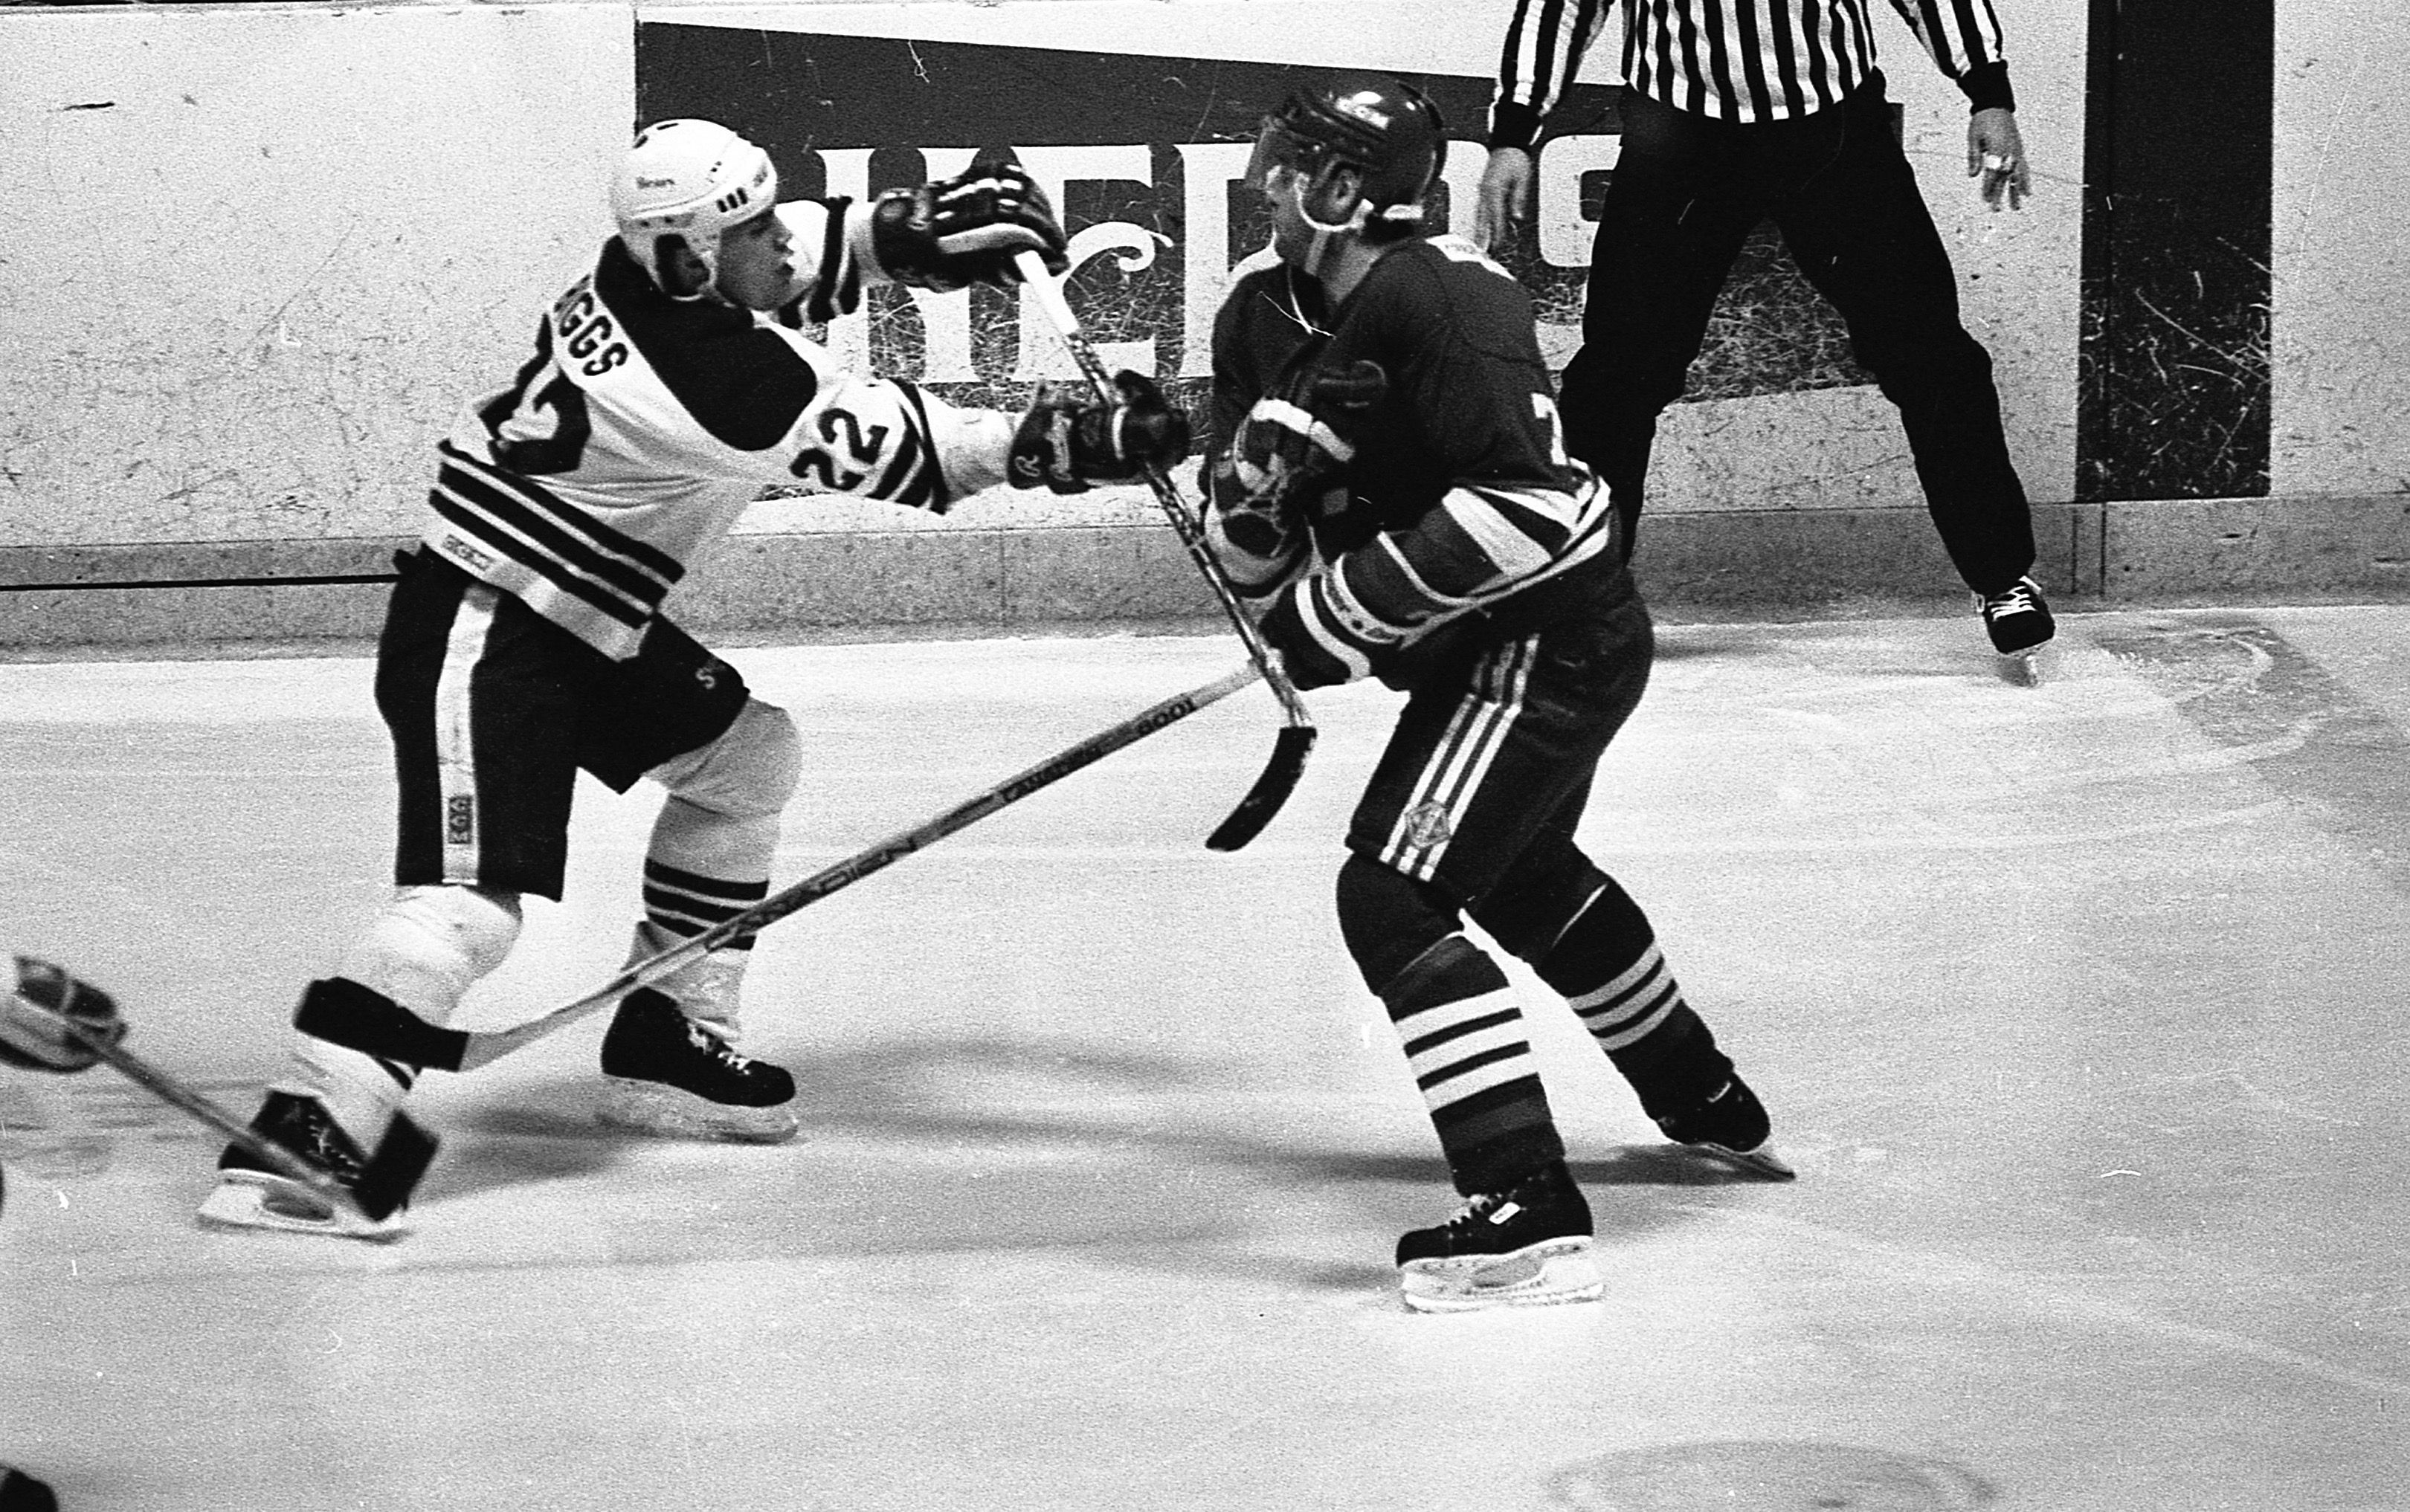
[1,1466,58,1512]
[197,1089,410,1239]
[1395,1160,1602,1312]
[598,988,799,1143]
[1654,1072,1795,1180]
[1977,576,2055,679]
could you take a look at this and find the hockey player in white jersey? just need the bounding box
[199,120,1188,1237]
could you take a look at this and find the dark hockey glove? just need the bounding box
[1201,448,1321,597]
[872,161,1069,294]
[1231,358,1388,505]
[1009,372,1191,494]
[0,954,127,1074]
[1254,580,1356,691]
[1208,450,1308,558]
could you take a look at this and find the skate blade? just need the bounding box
[597,1077,799,1145]
[1998,642,2054,686]
[1691,1139,1797,1180]
[1399,1239,1603,1313]
[196,1172,407,1241]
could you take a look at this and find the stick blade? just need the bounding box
[1205,726,1316,852]
[353,1112,441,1223]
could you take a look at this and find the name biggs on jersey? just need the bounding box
[552,277,631,378]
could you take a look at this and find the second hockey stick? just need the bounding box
[1014,248,1315,852]
[299,662,1264,1075]
[5,998,436,1228]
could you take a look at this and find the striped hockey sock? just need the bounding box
[642,859,769,952]
[634,860,771,1033]
[1538,882,1733,1116]
[1382,934,1565,1194]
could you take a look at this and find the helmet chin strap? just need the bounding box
[1291,172,1370,280]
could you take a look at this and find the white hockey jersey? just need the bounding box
[421,200,1016,659]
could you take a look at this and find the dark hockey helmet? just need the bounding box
[1248,75,1449,234]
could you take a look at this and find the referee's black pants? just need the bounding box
[1560,71,2035,595]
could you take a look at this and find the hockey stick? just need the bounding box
[9,1000,435,1225]
[1013,248,1315,852]
[299,662,1264,1075]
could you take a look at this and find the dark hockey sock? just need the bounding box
[1537,881,1733,1119]
[1380,934,1565,1195]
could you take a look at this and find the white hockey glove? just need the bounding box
[1,954,126,1074]
[872,161,1070,293]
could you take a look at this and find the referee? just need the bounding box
[1475,0,2053,660]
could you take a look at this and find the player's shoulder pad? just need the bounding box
[1366,236,1544,364]
[598,240,822,451]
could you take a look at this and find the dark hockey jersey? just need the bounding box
[1205,236,1631,686]
[423,201,1016,659]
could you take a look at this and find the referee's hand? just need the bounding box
[1474,146,1537,253]
[1969,107,2032,212]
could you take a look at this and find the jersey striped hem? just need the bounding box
[426,443,687,659]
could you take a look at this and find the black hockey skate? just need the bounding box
[1,1466,59,1512]
[1654,1073,1795,1180]
[197,1089,416,1239]
[597,988,799,1143]
[1977,575,2055,669]
[1394,1160,1602,1312]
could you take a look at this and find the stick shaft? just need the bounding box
[47,1015,373,1217]
[454,661,1262,1069]
[1017,252,1314,734]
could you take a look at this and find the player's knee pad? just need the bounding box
[1334,853,1464,995]
[337,884,523,1022]
[651,699,802,821]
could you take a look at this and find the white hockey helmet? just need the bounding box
[610,119,779,291]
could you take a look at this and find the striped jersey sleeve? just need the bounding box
[1271,467,1617,687]
[769,198,871,328]
[1489,0,1619,150]
[1491,0,2015,131]
[1883,0,2013,103]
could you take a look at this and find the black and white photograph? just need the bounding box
[2,1,2403,1508]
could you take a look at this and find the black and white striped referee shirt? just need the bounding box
[1488,0,2017,146]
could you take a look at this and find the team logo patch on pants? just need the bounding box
[445,792,477,847]
[1403,801,1454,849]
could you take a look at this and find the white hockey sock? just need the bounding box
[282,885,522,1146]
[637,796,777,1042]
[626,917,753,1041]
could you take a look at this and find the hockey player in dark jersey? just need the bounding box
[199,120,1188,1237]
[1205,79,1789,1311]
